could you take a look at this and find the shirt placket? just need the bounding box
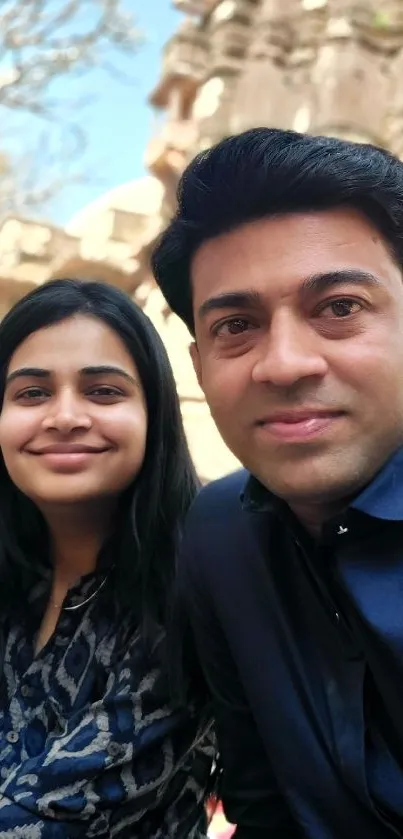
[297,527,371,805]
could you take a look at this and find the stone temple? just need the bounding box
[0,0,402,481]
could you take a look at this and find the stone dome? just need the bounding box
[66,175,164,236]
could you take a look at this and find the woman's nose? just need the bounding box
[41,392,92,433]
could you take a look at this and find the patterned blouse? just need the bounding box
[0,567,215,838]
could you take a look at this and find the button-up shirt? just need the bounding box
[0,567,214,837]
[181,448,403,838]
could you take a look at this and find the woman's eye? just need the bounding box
[16,387,48,401]
[320,298,363,318]
[88,386,123,398]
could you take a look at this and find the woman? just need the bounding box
[0,278,214,837]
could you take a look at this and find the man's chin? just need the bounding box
[252,464,363,507]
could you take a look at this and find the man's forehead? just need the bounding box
[192,209,383,254]
[191,210,397,305]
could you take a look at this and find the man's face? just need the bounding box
[190,208,403,506]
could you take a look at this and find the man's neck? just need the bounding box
[288,499,348,539]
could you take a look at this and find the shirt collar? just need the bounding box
[241,446,403,522]
[241,474,275,514]
[351,446,403,521]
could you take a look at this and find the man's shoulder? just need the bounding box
[189,469,249,521]
[183,470,269,589]
[184,469,264,552]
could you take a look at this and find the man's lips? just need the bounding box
[257,410,344,425]
[255,410,345,441]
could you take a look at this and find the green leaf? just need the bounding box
[373,11,390,29]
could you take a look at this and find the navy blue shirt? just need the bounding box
[181,448,403,838]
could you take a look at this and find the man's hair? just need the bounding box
[152,127,403,334]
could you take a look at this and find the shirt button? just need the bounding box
[21,685,32,698]
[337,525,349,536]
[335,611,340,623]
[6,731,19,744]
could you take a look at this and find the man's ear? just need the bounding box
[189,341,203,389]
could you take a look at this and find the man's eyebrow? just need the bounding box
[302,269,382,295]
[198,290,262,319]
[197,271,382,320]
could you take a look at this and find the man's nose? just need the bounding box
[251,311,328,388]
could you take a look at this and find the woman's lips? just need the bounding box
[25,444,111,471]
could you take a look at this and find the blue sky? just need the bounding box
[51,2,181,225]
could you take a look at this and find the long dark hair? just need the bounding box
[0,278,199,632]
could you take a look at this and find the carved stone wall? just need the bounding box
[153,0,403,154]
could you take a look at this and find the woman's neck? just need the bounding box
[43,501,116,587]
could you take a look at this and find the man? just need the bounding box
[152,128,403,837]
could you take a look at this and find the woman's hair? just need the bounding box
[0,278,199,631]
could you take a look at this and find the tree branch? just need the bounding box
[0,0,142,216]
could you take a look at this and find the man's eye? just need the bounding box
[215,318,252,336]
[319,299,363,318]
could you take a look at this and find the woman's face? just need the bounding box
[0,315,148,510]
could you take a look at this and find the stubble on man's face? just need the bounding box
[190,208,403,509]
